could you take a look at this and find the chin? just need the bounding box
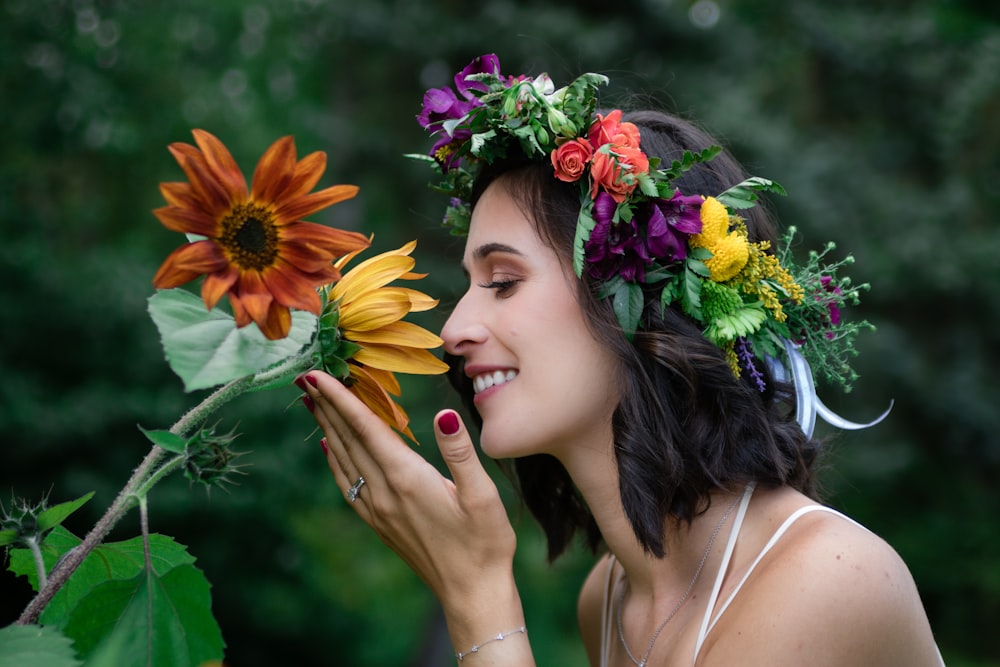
[478,427,532,461]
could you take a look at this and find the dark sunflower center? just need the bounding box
[220,203,279,270]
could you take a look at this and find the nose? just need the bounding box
[441,290,488,356]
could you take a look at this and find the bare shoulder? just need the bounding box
[578,553,613,667]
[702,491,941,666]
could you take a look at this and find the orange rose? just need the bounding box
[589,145,649,202]
[551,138,593,182]
[588,110,641,150]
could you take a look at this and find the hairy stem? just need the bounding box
[15,373,259,625]
[26,537,47,592]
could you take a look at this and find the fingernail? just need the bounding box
[305,374,319,388]
[320,437,328,455]
[301,395,315,413]
[438,411,460,435]
[294,376,308,391]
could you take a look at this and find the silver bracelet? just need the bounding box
[455,626,527,662]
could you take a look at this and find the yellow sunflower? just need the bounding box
[322,241,449,441]
[152,129,370,340]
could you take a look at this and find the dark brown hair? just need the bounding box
[447,110,820,560]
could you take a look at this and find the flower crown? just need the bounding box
[412,54,882,430]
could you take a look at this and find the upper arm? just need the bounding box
[578,554,612,667]
[700,515,941,667]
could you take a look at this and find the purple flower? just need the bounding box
[454,53,501,99]
[736,337,766,392]
[584,192,649,282]
[417,87,474,131]
[820,275,842,329]
[417,54,503,170]
[584,190,706,283]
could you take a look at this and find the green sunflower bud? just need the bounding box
[1,491,93,548]
[183,424,248,490]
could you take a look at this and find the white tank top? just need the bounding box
[598,484,945,666]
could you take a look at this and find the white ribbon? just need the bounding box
[767,338,892,439]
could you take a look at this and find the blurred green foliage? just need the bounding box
[1,0,997,665]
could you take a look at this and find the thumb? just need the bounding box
[434,409,491,492]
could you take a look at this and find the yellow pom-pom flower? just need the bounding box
[690,196,729,247]
[704,233,750,282]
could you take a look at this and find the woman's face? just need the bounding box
[441,180,619,461]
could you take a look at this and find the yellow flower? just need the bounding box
[324,241,449,441]
[690,196,729,247]
[152,129,370,340]
[703,233,750,282]
[689,196,749,282]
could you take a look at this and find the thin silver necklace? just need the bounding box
[615,491,744,667]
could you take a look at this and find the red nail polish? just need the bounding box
[294,376,308,391]
[305,374,319,388]
[320,438,328,455]
[302,395,315,413]
[438,411,460,435]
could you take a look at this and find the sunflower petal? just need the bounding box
[168,143,234,215]
[153,205,219,237]
[332,255,416,303]
[258,302,293,340]
[191,129,248,200]
[283,151,327,200]
[159,182,199,209]
[346,321,443,348]
[261,263,323,315]
[360,365,402,396]
[338,291,411,331]
[201,264,240,310]
[353,344,450,375]
[394,287,439,313]
[281,221,370,257]
[230,293,252,328]
[152,241,229,288]
[235,271,274,327]
[274,184,359,222]
[349,365,414,442]
[251,135,296,204]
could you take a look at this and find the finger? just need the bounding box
[303,371,384,483]
[305,370,417,472]
[433,409,494,501]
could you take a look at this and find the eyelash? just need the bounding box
[478,279,520,296]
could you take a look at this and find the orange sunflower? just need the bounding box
[152,129,370,340]
[322,241,449,441]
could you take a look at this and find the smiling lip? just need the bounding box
[464,366,518,399]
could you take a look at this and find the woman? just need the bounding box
[298,55,942,665]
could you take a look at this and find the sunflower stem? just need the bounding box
[15,371,263,625]
[26,537,47,592]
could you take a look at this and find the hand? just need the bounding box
[299,371,517,612]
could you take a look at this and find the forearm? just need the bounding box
[441,573,536,666]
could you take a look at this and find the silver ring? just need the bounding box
[346,476,366,502]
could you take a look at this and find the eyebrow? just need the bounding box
[462,242,524,275]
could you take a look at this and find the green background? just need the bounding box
[1,1,997,665]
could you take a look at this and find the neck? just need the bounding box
[557,440,746,594]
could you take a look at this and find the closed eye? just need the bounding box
[478,278,520,296]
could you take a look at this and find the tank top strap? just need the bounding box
[692,493,864,663]
[600,553,619,667]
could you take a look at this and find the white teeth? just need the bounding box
[473,370,517,394]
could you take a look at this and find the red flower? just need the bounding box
[551,138,593,182]
[587,110,641,150]
[589,145,650,203]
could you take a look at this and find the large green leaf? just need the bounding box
[0,625,81,667]
[8,527,196,628]
[147,288,317,391]
[63,564,224,667]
